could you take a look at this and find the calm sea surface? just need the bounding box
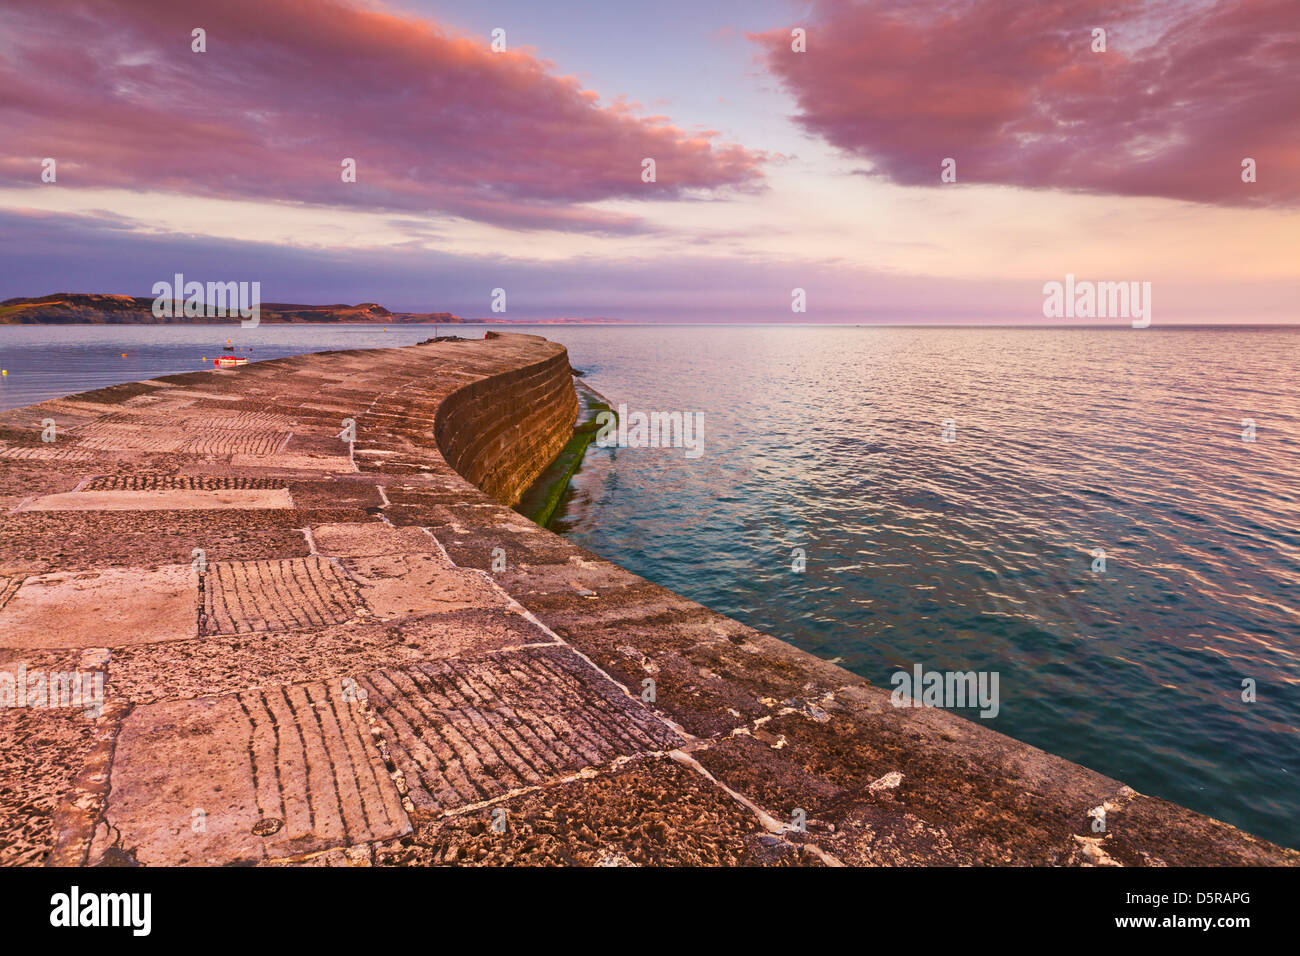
[2,323,1296,848]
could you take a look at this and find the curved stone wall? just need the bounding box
[433,332,578,506]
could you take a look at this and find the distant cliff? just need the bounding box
[0,293,473,325]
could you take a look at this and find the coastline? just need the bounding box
[0,332,1293,866]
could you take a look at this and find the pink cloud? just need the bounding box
[753,0,1299,205]
[0,0,765,231]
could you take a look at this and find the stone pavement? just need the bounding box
[0,333,1293,867]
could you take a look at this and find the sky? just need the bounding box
[0,0,1296,322]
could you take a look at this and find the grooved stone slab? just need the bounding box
[185,411,295,430]
[0,445,98,462]
[362,645,684,813]
[0,565,198,648]
[84,475,287,491]
[181,428,289,456]
[100,683,411,865]
[73,424,187,452]
[20,489,294,511]
[202,557,364,635]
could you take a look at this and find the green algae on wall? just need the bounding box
[515,379,611,528]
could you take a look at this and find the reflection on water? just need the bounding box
[2,322,1297,847]
[552,325,1299,849]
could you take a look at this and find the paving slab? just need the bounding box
[361,646,684,814]
[0,647,104,866]
[83,475,288,491]
[201,557,364,635]
[342,553,510,618]
[0,565,197,648]
[20,489,293,511]
[0,445,99,463]
[232,453,355,472]
[310,522,440,557]
[98,682,411,865]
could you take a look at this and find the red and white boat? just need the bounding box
[214,356,249,368]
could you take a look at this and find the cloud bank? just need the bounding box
[752,0,1299,206]
[0,0,765,231]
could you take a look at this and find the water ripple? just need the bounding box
[553,325,1300,849]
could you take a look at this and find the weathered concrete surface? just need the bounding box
[0,332,1293,867]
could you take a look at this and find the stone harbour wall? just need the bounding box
[0,332,1293,867]
[434,332,578,507]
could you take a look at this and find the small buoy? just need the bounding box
[121,353,128,358]
[1,370,6,376]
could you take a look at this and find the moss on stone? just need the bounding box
[515,381,611,528]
